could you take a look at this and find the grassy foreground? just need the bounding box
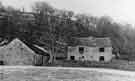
[47,59,135,71]
[1,66,135,81]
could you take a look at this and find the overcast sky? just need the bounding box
[1,0,135,25]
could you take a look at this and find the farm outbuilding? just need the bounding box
[0,38,50,65]
[67,37,114,62]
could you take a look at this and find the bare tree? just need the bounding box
[32,1,56,63]
[32,1,54,15]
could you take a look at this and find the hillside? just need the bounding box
[0,1,135,61]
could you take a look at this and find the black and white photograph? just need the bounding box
[0,0,135,81]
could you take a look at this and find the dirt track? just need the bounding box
[1,66,135,81]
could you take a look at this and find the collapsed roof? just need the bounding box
[72,36,112,47]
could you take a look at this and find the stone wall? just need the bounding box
[68,45,113,62]
[0,39,36,65]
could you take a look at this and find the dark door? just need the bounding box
[34,55,43,66]
[99,56,104,61]
[70,56,75,60]
[0,61,4,65]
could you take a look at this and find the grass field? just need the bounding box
[47,59,135,71]
[1,66,135,81]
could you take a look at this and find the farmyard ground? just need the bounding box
[0,66,135,81]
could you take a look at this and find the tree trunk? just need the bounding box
[48,54,53,63]
[48,48,56,63]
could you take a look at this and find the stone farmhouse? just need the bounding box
[67,37,114,62]
[0,38,50,65]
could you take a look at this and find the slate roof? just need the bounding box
[74,36,112,47]
[0,38,50,56]
[20,39,50,56]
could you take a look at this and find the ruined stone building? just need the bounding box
[67,37,114,62]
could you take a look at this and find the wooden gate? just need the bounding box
[33,55,43,66]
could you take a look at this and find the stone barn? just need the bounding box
[0,38,50,65]
[67,37,114,62]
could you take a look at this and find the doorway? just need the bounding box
[0,60,4,65]
[99,56,104,61]
[70,56,75,60]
